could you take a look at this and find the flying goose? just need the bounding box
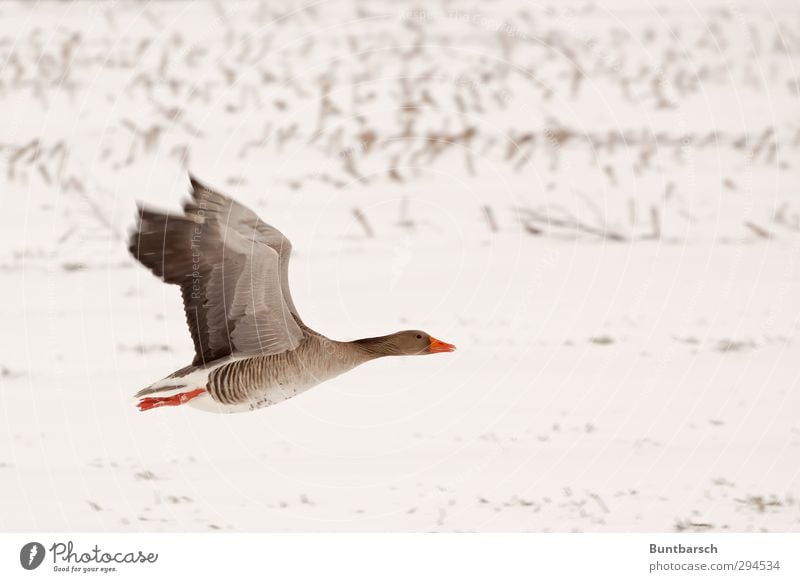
[129,176,455,413]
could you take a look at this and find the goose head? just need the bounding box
[354,330,456,357]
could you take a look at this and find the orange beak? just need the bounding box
[429,336,456,353]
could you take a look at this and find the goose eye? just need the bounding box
[416,334,422,339]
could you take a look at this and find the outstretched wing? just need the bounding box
[128,176,304,365]
[186,176,305,324]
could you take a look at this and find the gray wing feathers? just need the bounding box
[129,175,304,365]
[189,176,304,322]
[228,230,301,355]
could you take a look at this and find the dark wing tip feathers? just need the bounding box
[128,203,184,260]
[188,173,205,193]
[187,174,231,207]
[130,173,213,255]
[129,174,235,280]
[127,203,150,260]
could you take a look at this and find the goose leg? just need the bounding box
[137,388,206,411]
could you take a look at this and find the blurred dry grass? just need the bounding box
[0,0,797,248]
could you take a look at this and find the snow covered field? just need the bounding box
[1,0,799,531]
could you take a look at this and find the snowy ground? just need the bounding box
[1,0,799,531]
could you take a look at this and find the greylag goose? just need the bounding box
[129,176,455,413]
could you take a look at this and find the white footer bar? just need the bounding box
[1,533,797,581]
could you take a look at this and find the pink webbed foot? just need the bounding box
[137,388,206,411]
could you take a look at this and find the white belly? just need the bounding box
[188,377,322,414]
